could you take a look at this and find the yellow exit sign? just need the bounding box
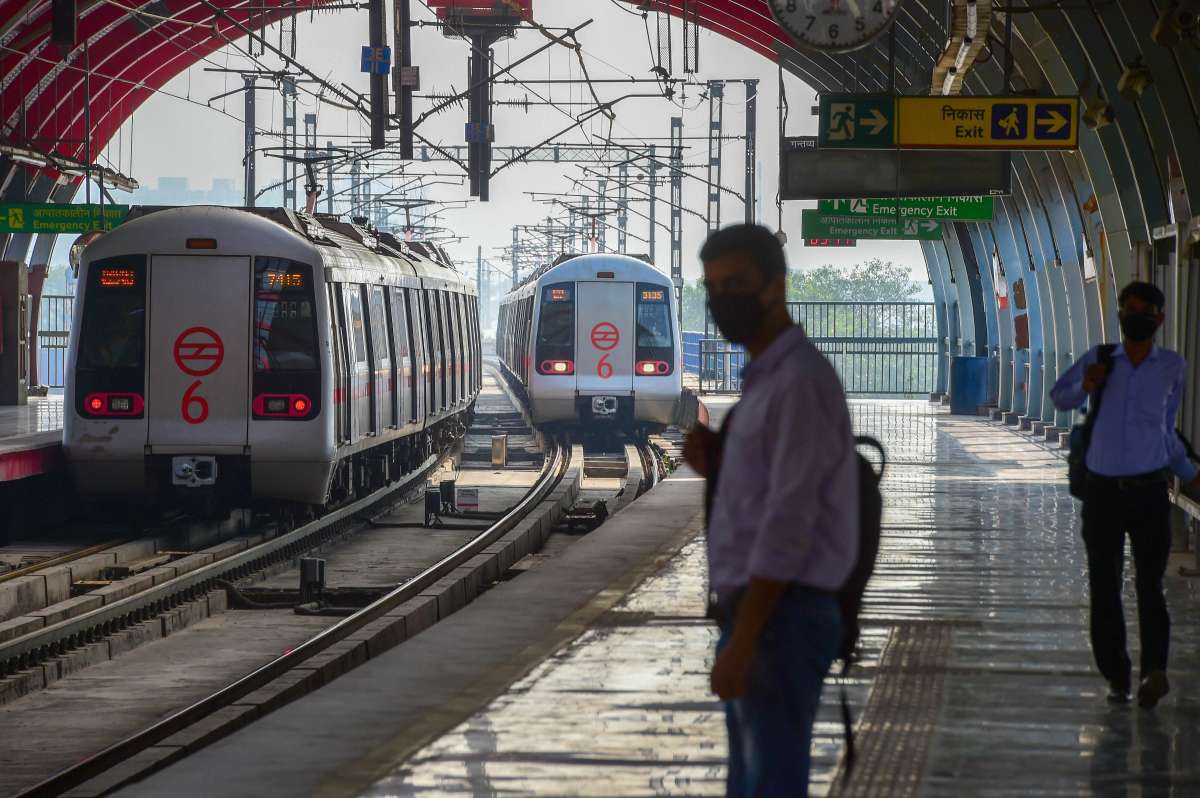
[897,96,1079,150]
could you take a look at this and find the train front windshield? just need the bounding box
[536,283,575,374]
[78,260,147,370]
[253,259,318,372]
[636,284,674,373]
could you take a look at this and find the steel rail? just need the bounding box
[0,451,445,674]
[0,540,127,584]
[17,441,567,798]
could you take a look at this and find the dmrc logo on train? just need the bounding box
[174,327,225,377]
[590,322,619,351]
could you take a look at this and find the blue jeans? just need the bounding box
[716,587,842,798]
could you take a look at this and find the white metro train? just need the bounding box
[64,206,480,513]
[496,254,682,432]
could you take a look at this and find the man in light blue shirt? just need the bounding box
[1051,281,1200,708]
[684,224,858,797]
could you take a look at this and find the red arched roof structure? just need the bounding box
[0,1,789,172]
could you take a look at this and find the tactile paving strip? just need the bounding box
[828,622,953,798]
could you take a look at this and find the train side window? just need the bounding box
[369,285,394,427]
[390,288,416,424]
[466,295,475,392]
[330,283,352,443]
[348,288,369,365]
[409,288,431,419]
[436,291,451,406]
[450,293,464,402]
[439,291,454,403]
[368,287,390,369]
[422,289,441,410]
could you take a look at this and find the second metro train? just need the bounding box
[64,205,480,515]
[496,253,682,432]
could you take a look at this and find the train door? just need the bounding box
[390,288,415,424]
[368,286,393,429]
[448,292,462,404]
[575,281,635,395]
[406,288,427,423]
[329,284,352,444]
[146,255,250,448]
[422,290,442,413]
[346,286,373,437]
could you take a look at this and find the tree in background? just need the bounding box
[789,259,923,302]
[680,258,922,331]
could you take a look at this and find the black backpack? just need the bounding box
[1067,344,1116,499]
[704,412,884,776]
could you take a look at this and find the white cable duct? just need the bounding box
[930,0,993,96]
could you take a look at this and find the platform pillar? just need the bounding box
[0,260,29,405]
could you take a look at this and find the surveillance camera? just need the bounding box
[1117,61,1153,99]
[1152,1,1199,47]
[1083,97,1115,130]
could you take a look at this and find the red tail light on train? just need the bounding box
[83,392,145,417]
[253,394,315,418]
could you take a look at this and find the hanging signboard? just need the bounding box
[0,203,128,234]
[801,209,942,241]
[780,137,1011,200]
[817,196,994,222]
[817,94,1080,151]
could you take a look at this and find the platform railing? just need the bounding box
[691,302,939,396]
[37,294,73,390]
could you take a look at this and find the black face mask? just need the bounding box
[1119,312,1159,342]
[708,291,767,345]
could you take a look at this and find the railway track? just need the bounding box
[11,436,571,798]
[2,366,679,796]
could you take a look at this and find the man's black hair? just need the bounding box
[1119,281,1166,311]
[699,223,787,278]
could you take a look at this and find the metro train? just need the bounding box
[64,206,481,515]
[496,254,682,432]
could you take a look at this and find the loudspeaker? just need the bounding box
[51,0,76,52]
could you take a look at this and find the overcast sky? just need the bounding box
[75,1,930,296]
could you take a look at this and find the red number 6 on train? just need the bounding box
[173,327,224,425]
[590,322,619,380]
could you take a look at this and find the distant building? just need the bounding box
[133,176,243,207]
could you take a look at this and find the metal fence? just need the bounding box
[37,294,73,390]
[695,301,938,396]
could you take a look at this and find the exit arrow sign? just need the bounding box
[818,94,896,149]
[801,209,943,241]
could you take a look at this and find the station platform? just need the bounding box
[0,398,64,483]
[121,399,1200,797]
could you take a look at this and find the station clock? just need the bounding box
[768,0,904,54]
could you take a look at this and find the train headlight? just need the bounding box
[636,360,672,376]
[88,396,104,413]
[538,359,575,376]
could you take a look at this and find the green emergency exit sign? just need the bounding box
[0,203,128,234]
[818,196,994,222]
